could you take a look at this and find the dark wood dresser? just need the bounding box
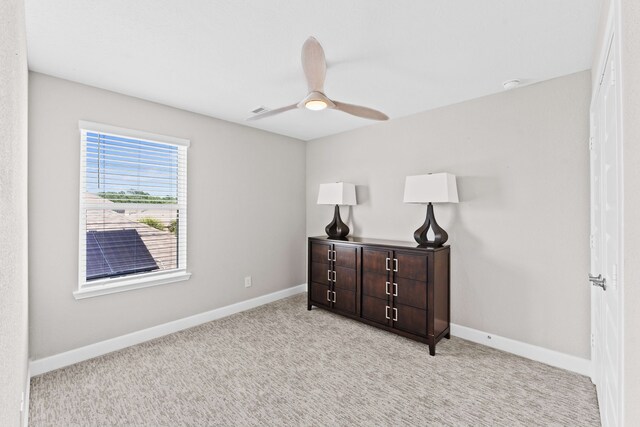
[307,236,450,355]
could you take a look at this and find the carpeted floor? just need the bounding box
[29,293,600,426]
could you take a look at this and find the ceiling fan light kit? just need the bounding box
[300,91,333,111]
[305,100,327,111]
[248,36,388,122]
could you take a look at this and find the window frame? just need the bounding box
[74,121,190,300]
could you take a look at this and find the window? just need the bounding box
[75,121,190,299]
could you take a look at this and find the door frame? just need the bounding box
[590,1,625,425]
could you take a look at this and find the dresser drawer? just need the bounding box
[362,270,389,300]
[394,277,427,310]
[393,303,427,337]
[394,251,427,282]
[309,282,331,308]
[334,244,357,269]
[362,295,390,326]
[333,288,356,314]
[310,242,332,265]
[362,247,391,274]
[310,262,332,285]
[334,266,356,291]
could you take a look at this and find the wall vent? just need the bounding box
[251,106,269,114]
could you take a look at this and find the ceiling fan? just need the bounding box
[247,37,389,122]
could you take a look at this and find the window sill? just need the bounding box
[73,270,191,300]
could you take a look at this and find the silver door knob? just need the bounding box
[589,274,607,290]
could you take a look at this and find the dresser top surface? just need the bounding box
[309,236,449,251]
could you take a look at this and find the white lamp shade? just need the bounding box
[403,173,459,204]
[317,182,357,205]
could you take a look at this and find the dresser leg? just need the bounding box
[445,332,451,339]
[307,303,312,311]
[429,344,436,356]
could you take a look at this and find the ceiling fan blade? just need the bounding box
[246,104,299,121]
[332,101,389,121]
[301,37,326,93]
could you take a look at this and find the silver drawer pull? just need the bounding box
[385,281,390,295]
[386,257,390,271]
[333,250,337,261]
[385,305,390,319]
[393,283,398,297]
[327,270,331,281]
[332,291,336,303]
[327,290,331,301]
[393,308,398,322]
[394,258,398,272]
[333,271,337,282]
[328,249,331,260]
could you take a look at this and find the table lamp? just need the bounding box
[403,173,458,247]
[317,182,357,239]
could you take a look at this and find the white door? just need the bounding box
[590,33,622,427]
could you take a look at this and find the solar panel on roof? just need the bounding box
[86,229,159,281]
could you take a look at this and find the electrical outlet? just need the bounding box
[244,276,252,288]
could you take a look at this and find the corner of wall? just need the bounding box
[0,0,30,424]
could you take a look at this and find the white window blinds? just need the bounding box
[78,121,188,294]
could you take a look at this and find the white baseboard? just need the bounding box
[30,284,307,376]
[451,323,591,377]
[29,286,591,379]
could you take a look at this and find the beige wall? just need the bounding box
[28,72,306,359]
[307,71,592,358]
[620,0,640,423]
[0,0,29,424]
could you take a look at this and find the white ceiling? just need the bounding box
[25,0,601,141]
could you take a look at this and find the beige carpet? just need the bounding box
[29,293,600,426]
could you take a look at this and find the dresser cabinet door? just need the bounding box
[362,247,391,326]
[309,240,358,314]
[362,247,391,299]
[391,251,428,336]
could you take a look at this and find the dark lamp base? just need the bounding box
[414,202,448,247]
[325,205,350,239]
